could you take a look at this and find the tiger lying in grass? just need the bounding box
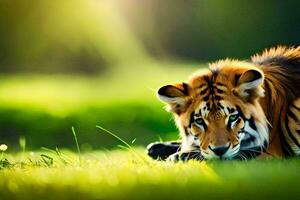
[147,46,300,161]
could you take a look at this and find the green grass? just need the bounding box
[0,149,300,200]
[0,62,202,150]
[0,63,198,115]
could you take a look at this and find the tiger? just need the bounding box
[147,46,300,161]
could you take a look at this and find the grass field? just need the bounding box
[1,149,300,200]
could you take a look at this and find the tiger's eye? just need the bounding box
[229,114,239,122]
[195,118,205,126]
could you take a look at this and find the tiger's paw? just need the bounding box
[167,151,204,162]
[147,141,181,160]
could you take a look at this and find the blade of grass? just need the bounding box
[55,147,68,165]
[96,125,132,149]
[72,126,82,166]
[41,147,74,163]
[96,125,149,164]
[40,154,53,167]
[117,145,128,150]
[158,136,164,142]
[131,138,137,144]
[41,147,73,164]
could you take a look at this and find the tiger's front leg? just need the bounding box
[167,150,204,162]
[147,141,203,162]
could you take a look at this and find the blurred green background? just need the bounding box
[0,0,299,151]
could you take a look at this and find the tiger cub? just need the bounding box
[148,46,300,161]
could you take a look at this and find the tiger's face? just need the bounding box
[190,101,245,159]
[158,61,269,160]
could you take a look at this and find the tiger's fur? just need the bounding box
[148,46,300,161]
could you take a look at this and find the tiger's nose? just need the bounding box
[209,144,230,156]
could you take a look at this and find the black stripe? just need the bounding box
[264,81,273,117]
[200,88,209,95]
[198,84,206,88]
[184,127,189,135]
[217,102,224,109]
[236,106,246,120]
[292,104,300,111]
[216,89,224,94]
[182,82,189,95]
[226,121,232,131]
[226,107,230,114]
[249,117,257,131]
[287,108,298,122]
[215,95,222,101]
[263,140,269,150]
[202,120,208,130]
[203,96,209,101]
[216,82,225,86]
[206,103,210,111]
[285,115,300,148]
[279,124,294,157]
[234,74,241,86]
[203,75,210,82]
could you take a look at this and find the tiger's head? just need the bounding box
[158,60,269,160]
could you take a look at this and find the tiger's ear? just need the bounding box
[233,69,265,101]
[157,83,191,114]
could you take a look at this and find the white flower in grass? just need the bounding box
[0,144,8,152]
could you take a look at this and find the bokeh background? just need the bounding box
[0,0,299,151]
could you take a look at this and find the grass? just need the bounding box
[0,62,201,150]
[71,127,82,165]
[0,125,299,200]
[0,62,198,115]
[0,149,300,200]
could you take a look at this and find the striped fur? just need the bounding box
[156,46,300,161]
